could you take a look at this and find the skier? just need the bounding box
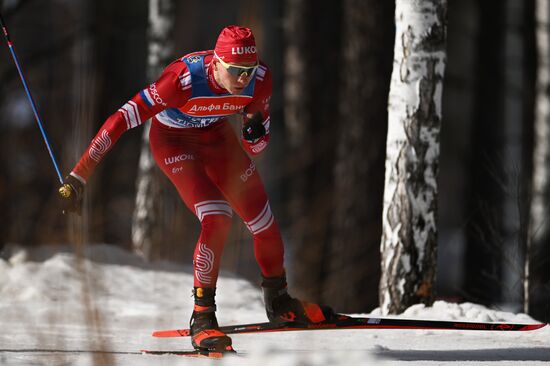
[58,25,335,352]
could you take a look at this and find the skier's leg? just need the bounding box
[204,124,335,325]
[149,122,232,350]
[150,131,232,287]
[202,124,284,278]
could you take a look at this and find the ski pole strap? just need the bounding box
[0,11,10,43]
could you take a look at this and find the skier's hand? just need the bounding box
[58,175,84,215]
[242,112,266,142]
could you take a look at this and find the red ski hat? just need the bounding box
[214,25,258,64]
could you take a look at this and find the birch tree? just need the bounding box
[527,0,550,319]
[380,0,447,314]
[131,0,174,259]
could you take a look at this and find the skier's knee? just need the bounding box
[201,214,232,236]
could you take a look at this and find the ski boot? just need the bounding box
[261,273,337,325]
[189,287,233,352]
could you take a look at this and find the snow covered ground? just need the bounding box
[0,244,548,365]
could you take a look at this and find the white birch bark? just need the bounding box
[380,0,447,314]
[131,0,174,259]
[526,0,550,313]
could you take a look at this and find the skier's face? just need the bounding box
[213,57,257,95]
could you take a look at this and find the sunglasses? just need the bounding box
[214,52,258,78]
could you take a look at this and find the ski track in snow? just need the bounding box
[0,244,548,365]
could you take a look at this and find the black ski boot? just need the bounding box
[261,273,337,325]
[189,287,233,352]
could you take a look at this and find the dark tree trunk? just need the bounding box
[282,0,343,301]
[321,0,394,313]
[464,0,506,306]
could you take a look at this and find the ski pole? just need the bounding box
[0,10,64,184]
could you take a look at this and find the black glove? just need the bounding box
[242,112,266,142]
[58,175,84,215]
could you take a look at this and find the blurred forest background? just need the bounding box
[0,0,549,322]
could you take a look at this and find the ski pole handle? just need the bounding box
[58,184,73,198]
[0,10,64,184]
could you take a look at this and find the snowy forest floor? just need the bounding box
[0,244,548,365]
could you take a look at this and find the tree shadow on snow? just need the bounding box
[375,347,550,362]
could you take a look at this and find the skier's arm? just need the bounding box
[241,64,272,155]
[69,66,186,184]
[58,63,189,214]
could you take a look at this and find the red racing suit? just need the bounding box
[70,51,285,287]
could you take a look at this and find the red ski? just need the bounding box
[152,315,547,337]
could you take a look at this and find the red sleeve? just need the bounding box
[70,62,191,183]
[242,63,272,156]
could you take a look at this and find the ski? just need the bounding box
[152,314,547,337]
[141,347,238,358]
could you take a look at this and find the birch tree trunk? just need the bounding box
[380,0,447,314]
[527,0,550,319]
[131,0,174,259]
